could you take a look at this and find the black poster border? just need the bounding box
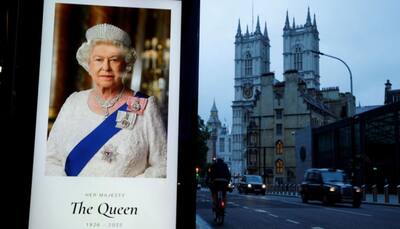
[3,0,199,228]
[176,0,200,228]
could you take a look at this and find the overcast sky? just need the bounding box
[197,0,400,128]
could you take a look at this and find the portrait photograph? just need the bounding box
[44,3,172,177]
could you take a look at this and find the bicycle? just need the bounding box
[214,189,225,225]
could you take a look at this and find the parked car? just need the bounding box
[237,175,266,195]
[299,168,362,207]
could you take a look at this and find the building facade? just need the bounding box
[231,16,270,176]
[295,80,400,186]
[233,9,355,183]
[385,80,400,105]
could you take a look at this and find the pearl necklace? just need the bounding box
[94,87,125,117]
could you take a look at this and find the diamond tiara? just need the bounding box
[86,23,131,47]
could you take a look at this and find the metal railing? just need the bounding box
[263,184,400,205]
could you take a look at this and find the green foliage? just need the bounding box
[195,115,210,177]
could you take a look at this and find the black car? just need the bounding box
[237,175,266,195]
[299,168,362,207]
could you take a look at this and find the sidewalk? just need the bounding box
[196,214,212,229]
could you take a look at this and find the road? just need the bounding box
[196,189,400,229]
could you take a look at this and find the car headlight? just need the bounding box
[262,184,266,189]
[247,184,252,188]
[329,186,336,192]
[354,187,361,192]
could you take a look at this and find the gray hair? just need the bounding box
[76,39,136,74]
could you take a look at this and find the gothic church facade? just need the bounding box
[231,9,355,183]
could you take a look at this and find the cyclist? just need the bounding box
[206,158,231,211]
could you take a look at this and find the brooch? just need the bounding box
[127,97,148,115]
[101,144,119,163]
[116,110,136,129]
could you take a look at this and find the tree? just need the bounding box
[195,115,210,177]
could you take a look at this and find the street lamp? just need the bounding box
[313,50,359,184]
[311,50,353,96]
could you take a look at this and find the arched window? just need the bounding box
[275,159,284,174]
[276,140,284,154]
[294,46,302,70]
[245,52,252,76]
[219,137,225,152]
[248,149,257,166]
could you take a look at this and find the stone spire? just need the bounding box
[211,99,218,113]
[284,10,290,30]
[292,17,296,29]
[236,19,242,38]
[255,16,261,35]
[313,14,318,30]
[264,21,269,40]
[245,25,250,37]
[305,7,312,27]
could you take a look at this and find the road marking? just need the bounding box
[286,219,299,224]
[279,199,310,207]
[254,209,270,214]
[269,214,279,218]
[243,206,250,209]
[324,208,372,217]
[311,227,325,229]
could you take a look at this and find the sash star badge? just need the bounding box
[101,144,119,163]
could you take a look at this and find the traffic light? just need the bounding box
[195,167,200,180]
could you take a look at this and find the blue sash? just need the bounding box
[65,104,128,176]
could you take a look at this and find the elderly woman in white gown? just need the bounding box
[45,23,167,177]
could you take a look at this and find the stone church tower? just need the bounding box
[231,17,270,176]
[206,100,221,163]
[283,8,320,90]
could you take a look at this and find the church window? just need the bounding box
[264,60,268,71]
[274,92,283,106]
[228,138,231,152]
[275,109,283,119]
[294,46,303,70]
[249,149,257,166]
[275,159,284,174]
[276,140,284,154]
[219,138,225,152]
[249,131,258,146]
[276,124,283,135]
[245,52,252,76]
